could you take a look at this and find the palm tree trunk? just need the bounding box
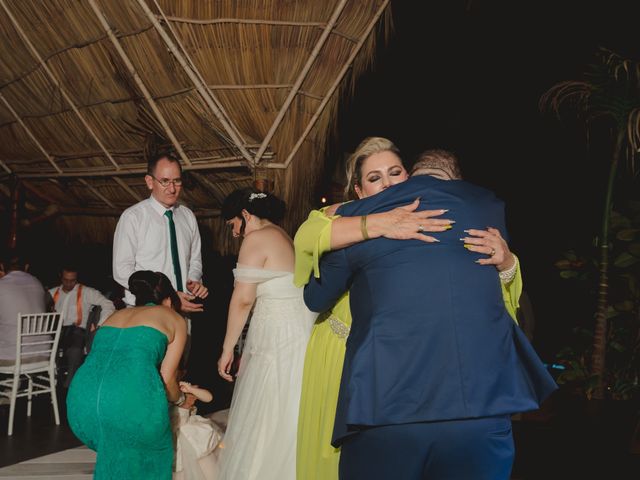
[590,129,625,399]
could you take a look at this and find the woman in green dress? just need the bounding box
[294,139,522,480]
[67,271,188,480]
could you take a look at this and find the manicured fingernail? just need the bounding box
[464,244,472,249]
[431,238,440,242]
[463,229,471,233]
[448,220,456,224]
[445,225,453,230]
[441,209,449,213]
[459,238,466,241]
[475,260,482,263]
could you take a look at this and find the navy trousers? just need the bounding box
[339,415,514,480]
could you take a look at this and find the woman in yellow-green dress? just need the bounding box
[294,138,523,480]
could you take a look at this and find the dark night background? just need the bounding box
[325,0,640,363]
[1,2,639,477]
[6,0,640,407]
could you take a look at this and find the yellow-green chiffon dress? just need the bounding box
[294,208,523,480]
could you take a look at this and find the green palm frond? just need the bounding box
[541,48,640,175]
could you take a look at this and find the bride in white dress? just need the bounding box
[217,189,315,480]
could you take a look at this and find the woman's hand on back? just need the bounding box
[368,198,453,243]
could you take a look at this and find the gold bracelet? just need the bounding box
[360,215,370,240]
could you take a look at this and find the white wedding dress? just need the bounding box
[218,266,315,480]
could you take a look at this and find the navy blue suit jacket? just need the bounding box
[304,176,557,445]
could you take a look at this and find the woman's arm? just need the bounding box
[160,311,187,403]
[218,233,262,381]
[218,281,257,382]
[461,227,522,322]
[330,199,451,249]
[293,201,453,288]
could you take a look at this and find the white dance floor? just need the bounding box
[0,445,94,479]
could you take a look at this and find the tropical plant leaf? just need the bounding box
[613,300,634,312]
[614,252,639,268]
[560,270,579,279]
[629,243,640,257]
[606,306,621,319]
[616,229,638,241]
[555,259,573,269]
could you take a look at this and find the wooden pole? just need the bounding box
[253,0,350,164]
[284,0,391,168]
[7,176,20,249]
[0,0,121,170]
[88,0,192,167]
[136,0,255,166]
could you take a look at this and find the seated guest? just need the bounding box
[67,270,187,480]
[0,252,49,365]
[49,264,115,387]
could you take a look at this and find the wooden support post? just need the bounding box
[7,176,20,249]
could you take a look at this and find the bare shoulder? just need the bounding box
[247,224,292,243]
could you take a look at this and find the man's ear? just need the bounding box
[241,209,251,221]
[144,174,154,191]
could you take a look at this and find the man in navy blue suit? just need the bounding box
[304,150,557,480]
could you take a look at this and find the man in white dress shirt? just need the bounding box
[0,253,49,365]
[49,264,115,386]
[112,153,208,312]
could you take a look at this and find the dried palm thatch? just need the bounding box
[0,0,392,250]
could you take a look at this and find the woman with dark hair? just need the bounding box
[216,188,314,480]
[67,270,187,480]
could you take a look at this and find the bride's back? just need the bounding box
[243,224,295,272]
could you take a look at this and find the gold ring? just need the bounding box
[490,248,496,256]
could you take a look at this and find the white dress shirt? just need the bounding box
[0,271,48,360]
[48,283,115,327]
[113,195,203,305]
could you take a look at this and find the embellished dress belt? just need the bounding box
[328,316,350,339]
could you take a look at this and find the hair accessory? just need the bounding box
[249,193,267,201]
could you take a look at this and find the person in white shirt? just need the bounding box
[0,253,49,365]
[112,153,209,312]
[49,265,115,387]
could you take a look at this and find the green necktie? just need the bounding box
[164,209,183,292]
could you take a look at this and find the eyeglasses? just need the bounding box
[150,175,183,188]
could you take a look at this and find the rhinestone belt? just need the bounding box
[328,316,350,339]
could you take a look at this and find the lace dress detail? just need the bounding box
[218,266,316,480]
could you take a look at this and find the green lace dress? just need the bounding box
[67,326,172,479]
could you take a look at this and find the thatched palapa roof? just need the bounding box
[0,0,391,247]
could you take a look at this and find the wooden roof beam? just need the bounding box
[153,1,248,147]
[78,178,116,209]
[112,177,142,202]
[17,156,249,178]
[136,0,255,167]
[88,0,192,168]
[284,0,391,168]
[0,159,12,174]
[190,171,225,204]
[0,92,62,173]
[253,0,349,165]
[1,25,155,90]
[0,85,323,130]
[159,15,359,42]
[0,0,121,171]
